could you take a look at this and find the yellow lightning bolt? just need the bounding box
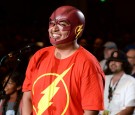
[32,64,74,115]
[75,24,83,39]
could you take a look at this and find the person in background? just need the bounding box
[92,37,104,61]
[102,50,135,115]
[100,41,117,72]
[22,5,105,115]
[78,38,91,52]
[0,71,24,115]
[126,45,135,78]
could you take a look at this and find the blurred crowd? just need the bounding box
[0,28,135,79]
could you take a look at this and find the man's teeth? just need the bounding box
[53,34,60,38]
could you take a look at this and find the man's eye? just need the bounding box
[59,23,67,26]
[59,21,70,27]
[49,21,55,26]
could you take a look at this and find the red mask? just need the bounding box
[49,6,85,45]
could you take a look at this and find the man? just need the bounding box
[22,6,105,115]
[102,50,135,115]
[126,45,135,77]
[100,41,117,72]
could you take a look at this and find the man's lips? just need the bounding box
[52,34,61,39]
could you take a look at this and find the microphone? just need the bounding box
[0,43,35,66]
[7,43,34,58]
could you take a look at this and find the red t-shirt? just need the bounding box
[22,46,105,115]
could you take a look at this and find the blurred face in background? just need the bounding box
[93,37,103,49]
[109,60,123,73]
[79,38,88,48]
[2,76,21,95]
[126,49,135,67]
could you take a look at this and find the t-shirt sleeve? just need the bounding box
[80,61,105,110]
[22,55,35,92]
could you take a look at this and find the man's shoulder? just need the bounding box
[105,75,113,80]
[79,46,99,61]
[100,59,106,64]
[123,73,135,79]
[30,46,54,60]
[38,46,54,51]
[35,46,54,54]
[122,73,135,83]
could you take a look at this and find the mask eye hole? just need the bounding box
[58,20,70,27]
[49,19,56,27]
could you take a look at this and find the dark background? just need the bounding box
[0,0,135,56]
[1,0,135,95]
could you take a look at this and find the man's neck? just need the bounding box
[112,71,124,85]
[54,41,79,59]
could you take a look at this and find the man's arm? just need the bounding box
[22,91,33,115]
[84,110,99,115]
[116,107,135,115]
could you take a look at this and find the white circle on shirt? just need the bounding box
[6,110,15,115]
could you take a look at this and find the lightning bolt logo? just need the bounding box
[75,24,83,39]
[32,64,74,115]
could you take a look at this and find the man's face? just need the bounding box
[126,49,135,66]
[48,19,71,46]
[109,60,123,73]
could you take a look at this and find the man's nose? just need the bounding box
[52,24,59,31]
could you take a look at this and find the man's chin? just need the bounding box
[50,41,60,46]
[53,43,62,47]
[50,39,63,46]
